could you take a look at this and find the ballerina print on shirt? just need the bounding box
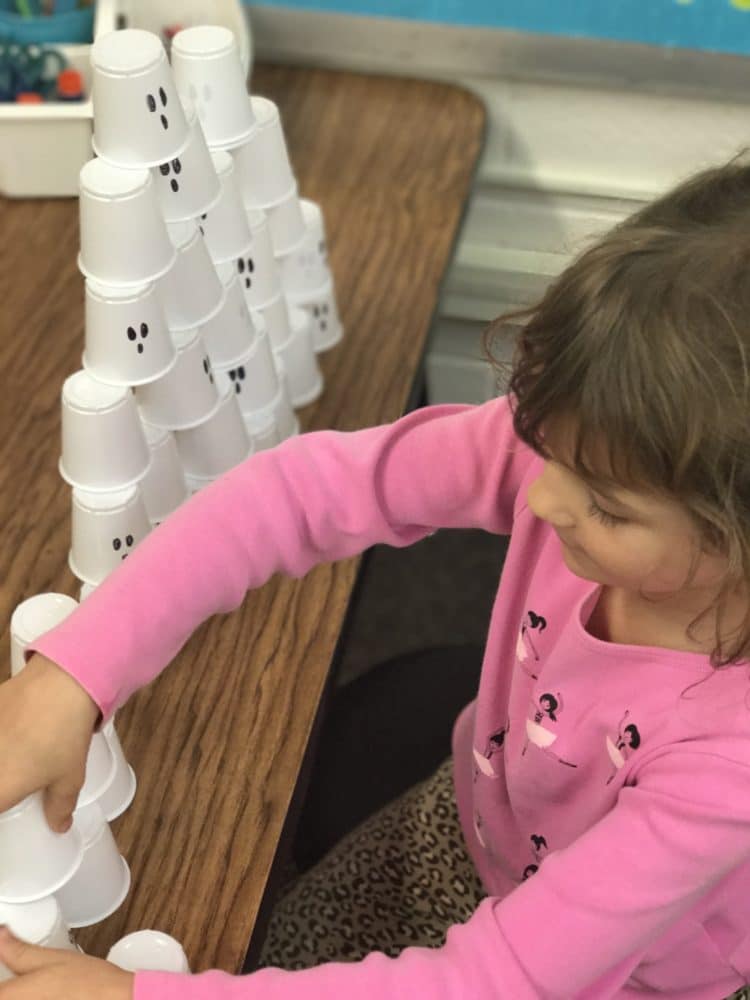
[516,610,547,679]
[473,722,510,779]
[605,710,641,784]
[521,832,549,880]
[522,691,578,768]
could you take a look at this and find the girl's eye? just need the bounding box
[587,499,625,527]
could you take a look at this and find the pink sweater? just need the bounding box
[32,397,750,999]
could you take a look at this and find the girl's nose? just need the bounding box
[526,475,576,529]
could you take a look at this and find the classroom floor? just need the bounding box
[336,528,509,686]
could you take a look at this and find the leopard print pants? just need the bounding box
[257,756,750,999]
[258,756,484,969]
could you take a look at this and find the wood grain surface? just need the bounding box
[0,64,484,973]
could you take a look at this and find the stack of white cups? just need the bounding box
[170,25,333,408]
[0,594,137,982]
[3,592,191,977]
[72,28,312,524]
[233,101,343,355]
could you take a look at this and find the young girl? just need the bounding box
[1,153,750,1000]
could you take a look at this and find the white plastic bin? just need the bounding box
[0,0,250,197]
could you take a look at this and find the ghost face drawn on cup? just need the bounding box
[69,487,151,586]
[157,157,182,194]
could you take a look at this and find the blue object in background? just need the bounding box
[0,1,93,45]
[245,0,750,56]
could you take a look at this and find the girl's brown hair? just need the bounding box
[484,150,750,669]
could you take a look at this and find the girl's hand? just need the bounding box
[0,928,134,998]
[0,654,100,832]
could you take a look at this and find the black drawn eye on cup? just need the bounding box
[146,87,169,130]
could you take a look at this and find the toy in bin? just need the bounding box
[0,40,84,102]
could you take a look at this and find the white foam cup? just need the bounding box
[58,803,131,929]
[79,581,97,601]
[174,386,252,479]
[135,329,220,430]
[0,794,84,905]
[153,96,221,222]
[199,259,258,367]
[139,421,190,524]
[83,279,177,387]
[233,96,295,206]
[69,486,151,586]
[214,326,279,414]
[184,473,211,494]
[250,291,291,352]
[301,197,330,265]
[10,593,78,677]
[199,151,253,264]
[171,25,256,151]
[78,732,117,810]
[263,183,306,255]
[273,306,324,408]
[161,220,225,331]
[92,29,189,168]
[97,718,137,822]
[78,159,175,287]
[60,372,151,493]
[0,896,76,979]
[288,276,344,353]
[276,200,330,297]
[242,207,282,308]
[108,930,190,973]
[244,409,280,452]
[274,361,301,439]
[7,597,115,826]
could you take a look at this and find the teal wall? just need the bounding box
[247,1,750,56]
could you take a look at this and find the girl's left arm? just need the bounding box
[129,743,750,998]
[1,742,747,998]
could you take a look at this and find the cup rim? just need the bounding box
[72,483,139,512]
[172,24,236,58]
[0,823,84,907]
[159,180,222,225]
[205,119,259,154]
[62,371,128,414]
[107,928,189,972]
[77,250,177,289]
[167,283,225,331]
[91,28,164,76]
[101,765,137,823]
[66,856,131,930]
[213,323,263,372]
[242,179,297,213]
[85,278,155,303]
[58,454,152,494]
[286,274,334,302]
[92,127,192,172]
[81,347,179,389]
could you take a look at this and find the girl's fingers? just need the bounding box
[42,778,82,834]
[0,928,59,976]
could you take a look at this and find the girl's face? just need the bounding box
[525,421,736,618]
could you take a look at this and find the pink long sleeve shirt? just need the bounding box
[32,397,750,999]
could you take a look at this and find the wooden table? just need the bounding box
[0,64,484,974]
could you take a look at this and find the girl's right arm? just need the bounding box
[1,396,535,825]
[28,397,532,719]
